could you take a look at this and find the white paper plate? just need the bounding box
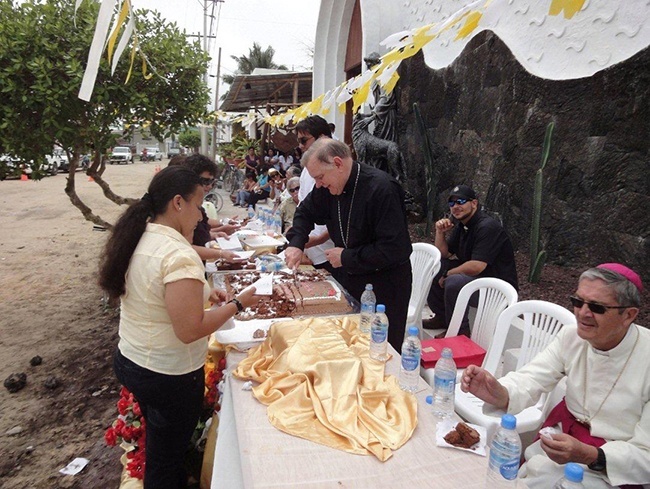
[213,318,290,347]
[217,236,243,251]
[239,234,285,249]
[435,419,487,456]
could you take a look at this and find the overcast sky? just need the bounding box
[133,0,321,106]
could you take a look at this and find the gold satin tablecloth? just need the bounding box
[233,316,417,461]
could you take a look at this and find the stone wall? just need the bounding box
[397,31,649,273]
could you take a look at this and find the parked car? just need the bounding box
[167,147,182,158]
[109,147,134,164]
[56,153,88,172]
[140,147,163,162]
[1,154,57,178]
[0,154,20,180]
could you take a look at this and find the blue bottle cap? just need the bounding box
[441,347,453,358]
[408,326,419,337]
[425,395,433,405]
[365,283,373,290]
[564,463,583,483]
[501,413,517,430]
[376,304,386,313]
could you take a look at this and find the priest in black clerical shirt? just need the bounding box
[285,138,412,352]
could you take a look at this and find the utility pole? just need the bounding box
[187,0,223,157]
[211,47,222,162]
[200,0,209,156]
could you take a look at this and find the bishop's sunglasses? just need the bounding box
[569,296,632,314]
[200,177,216,186]
[288,186,300,193]
[448,198,469,207]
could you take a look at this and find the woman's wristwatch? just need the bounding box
[228,298,244,313]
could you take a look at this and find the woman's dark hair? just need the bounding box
[98,166,201,301]
[295,115,332,139]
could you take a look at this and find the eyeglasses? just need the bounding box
[297,135,314,145]
[288,186,300,193]
[448,198,469,207]
[569,296,632,314]
[200,177,215,186]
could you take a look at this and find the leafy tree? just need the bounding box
[222,42,288,85]
[178,129,202,153]
[0,0,210,227]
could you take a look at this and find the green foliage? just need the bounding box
[178,129,201,152]
[0,0,210,168]
[413,103,438,235]
[217,134,259,161]
[528,121,555,283]
[221,42,287,85]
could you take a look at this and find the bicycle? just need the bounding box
[222,161,245,195]
[204,186,224,213]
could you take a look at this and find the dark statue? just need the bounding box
[364,52,397,143]
[352,113,405,182]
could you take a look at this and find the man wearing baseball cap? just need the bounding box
[461,264,648,488]
[424,184,518,335]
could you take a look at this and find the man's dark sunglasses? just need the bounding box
[448,198,469,207]
[288,186,300,193]
[569,296,631,314]
[297,136,314,145]
[200,177,216,186]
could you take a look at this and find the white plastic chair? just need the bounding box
[454,300,575,440]
[406,243,441,336]
[421,277,518,385]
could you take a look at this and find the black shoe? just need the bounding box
[422,315,445,330]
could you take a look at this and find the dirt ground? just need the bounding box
[0,163,646,488]
[0,162,240,488]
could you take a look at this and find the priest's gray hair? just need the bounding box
[580,268,641,308]
[302,138,351,167]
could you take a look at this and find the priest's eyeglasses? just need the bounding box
[569,296,632,314]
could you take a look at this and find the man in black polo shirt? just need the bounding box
[425,185,518,336]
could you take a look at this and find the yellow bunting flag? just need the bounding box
[455,11,483,40]
[548,0,586,19]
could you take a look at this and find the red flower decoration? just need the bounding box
[104,427,118,446]
[107,358,227,480]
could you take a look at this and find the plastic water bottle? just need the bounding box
[553,463,585,489]
[432,347,456,418]
[486,414,522,487]
[260,261,282,273]
[369,304,388,361]
[247,205,255,219]
[399,326,421,393]
[359,284,376,334]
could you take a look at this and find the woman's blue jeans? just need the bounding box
[114,350,204,489]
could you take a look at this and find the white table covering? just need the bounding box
[212,344,489,488]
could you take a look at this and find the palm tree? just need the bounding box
[222,43,288,86]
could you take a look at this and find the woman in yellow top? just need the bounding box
[99,166,259,488]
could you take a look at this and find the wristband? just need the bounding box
[442,270,449,278]
[588,447,606,472]
[228,298,244,313]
